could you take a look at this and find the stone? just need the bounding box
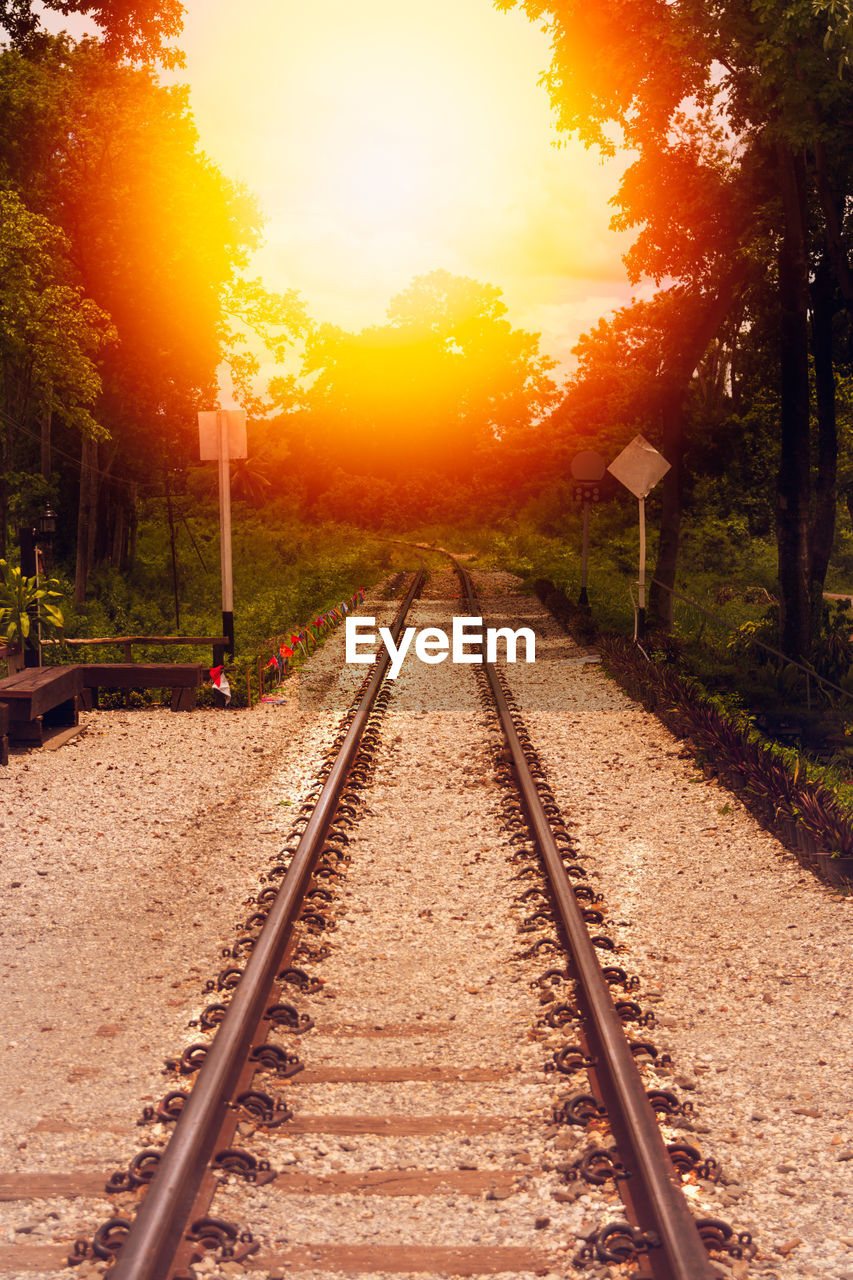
[485,1186,513,1200]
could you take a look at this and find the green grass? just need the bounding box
[46,499,414,706]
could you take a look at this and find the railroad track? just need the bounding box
[20,563,755,1280]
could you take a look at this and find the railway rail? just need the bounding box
[16,562,758,1280]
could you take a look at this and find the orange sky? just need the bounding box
[44,0,637,373]
[178,0,637,373]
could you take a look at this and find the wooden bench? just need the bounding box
[79,663,207,712]
[0,665,81,746]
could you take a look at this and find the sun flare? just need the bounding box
[320,126,434,230]
[307,53,478,244]
[183,0,631,363]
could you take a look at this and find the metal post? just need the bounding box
[18,526,40,668]
[579,501,591,608]
[217,411,234,659]
[163,468,181,632]
[637,496,646,641]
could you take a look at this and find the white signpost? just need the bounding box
[198,409,247,659]
[607,435,670,640]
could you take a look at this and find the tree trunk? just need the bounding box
[74,435,99,607]
[111,496,127,567]
[648,268,746,630]
[41,385,52,480]
[775,144,812,661]
[809,255,837,630]
[810,132,853,358]
[0,421,8,560]
[648,391,685,630]
[127,482,138,569]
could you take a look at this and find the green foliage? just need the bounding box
[0,0,185,66]
[298,269,557,484]
[62,501,405,705]
[0,557,64,649]
[0,187,114,436]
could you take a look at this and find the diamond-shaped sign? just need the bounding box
[607,435,670,499]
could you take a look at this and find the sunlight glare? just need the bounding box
[309,55,475,242]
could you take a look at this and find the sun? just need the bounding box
[332,130,427,227]
[183,1,632,360]
[309,62,472,243]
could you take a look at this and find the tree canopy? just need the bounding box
[0,0,185,64]
[497,0,853,656]
[299,269,557,484]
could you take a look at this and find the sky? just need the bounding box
[44,0,638,375]
[178,0,637,373]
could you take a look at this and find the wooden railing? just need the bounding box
[41,636,228,663]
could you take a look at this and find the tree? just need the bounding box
[0,187,113,557]
[497,0,853,657]
[0,35,305,600]
[0,0,185,65]
[301,270,557,492]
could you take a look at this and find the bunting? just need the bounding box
[259,586,367,699]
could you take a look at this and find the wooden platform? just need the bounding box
[78,663,206,711]
[0,665,80,746]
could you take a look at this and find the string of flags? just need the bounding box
[209,587,365,705]
[261,588,365,693]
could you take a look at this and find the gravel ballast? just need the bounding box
[0,564,851,1280]
[484,569,853,1280]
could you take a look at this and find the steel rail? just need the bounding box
[112,569,425,1280]
[454,562,714,1280]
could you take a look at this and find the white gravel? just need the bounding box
[2,563,851,1280]
[485,569,853,1280]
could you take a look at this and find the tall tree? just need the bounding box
[301,269,556,487]
[497,0,853,656]
[0,188,113,557]
[0,35,304,597]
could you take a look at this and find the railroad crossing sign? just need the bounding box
[607,435,670,640]
[607,434,669,499]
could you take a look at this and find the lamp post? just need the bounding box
[38,502,57,572]
[18,502,58,667]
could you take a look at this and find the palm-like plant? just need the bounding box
[0,559,64,653]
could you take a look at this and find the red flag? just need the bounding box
[210,665,231,704]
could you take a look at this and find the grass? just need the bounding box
[42,499,415,706]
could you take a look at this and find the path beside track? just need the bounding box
[482,568,853,1280]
